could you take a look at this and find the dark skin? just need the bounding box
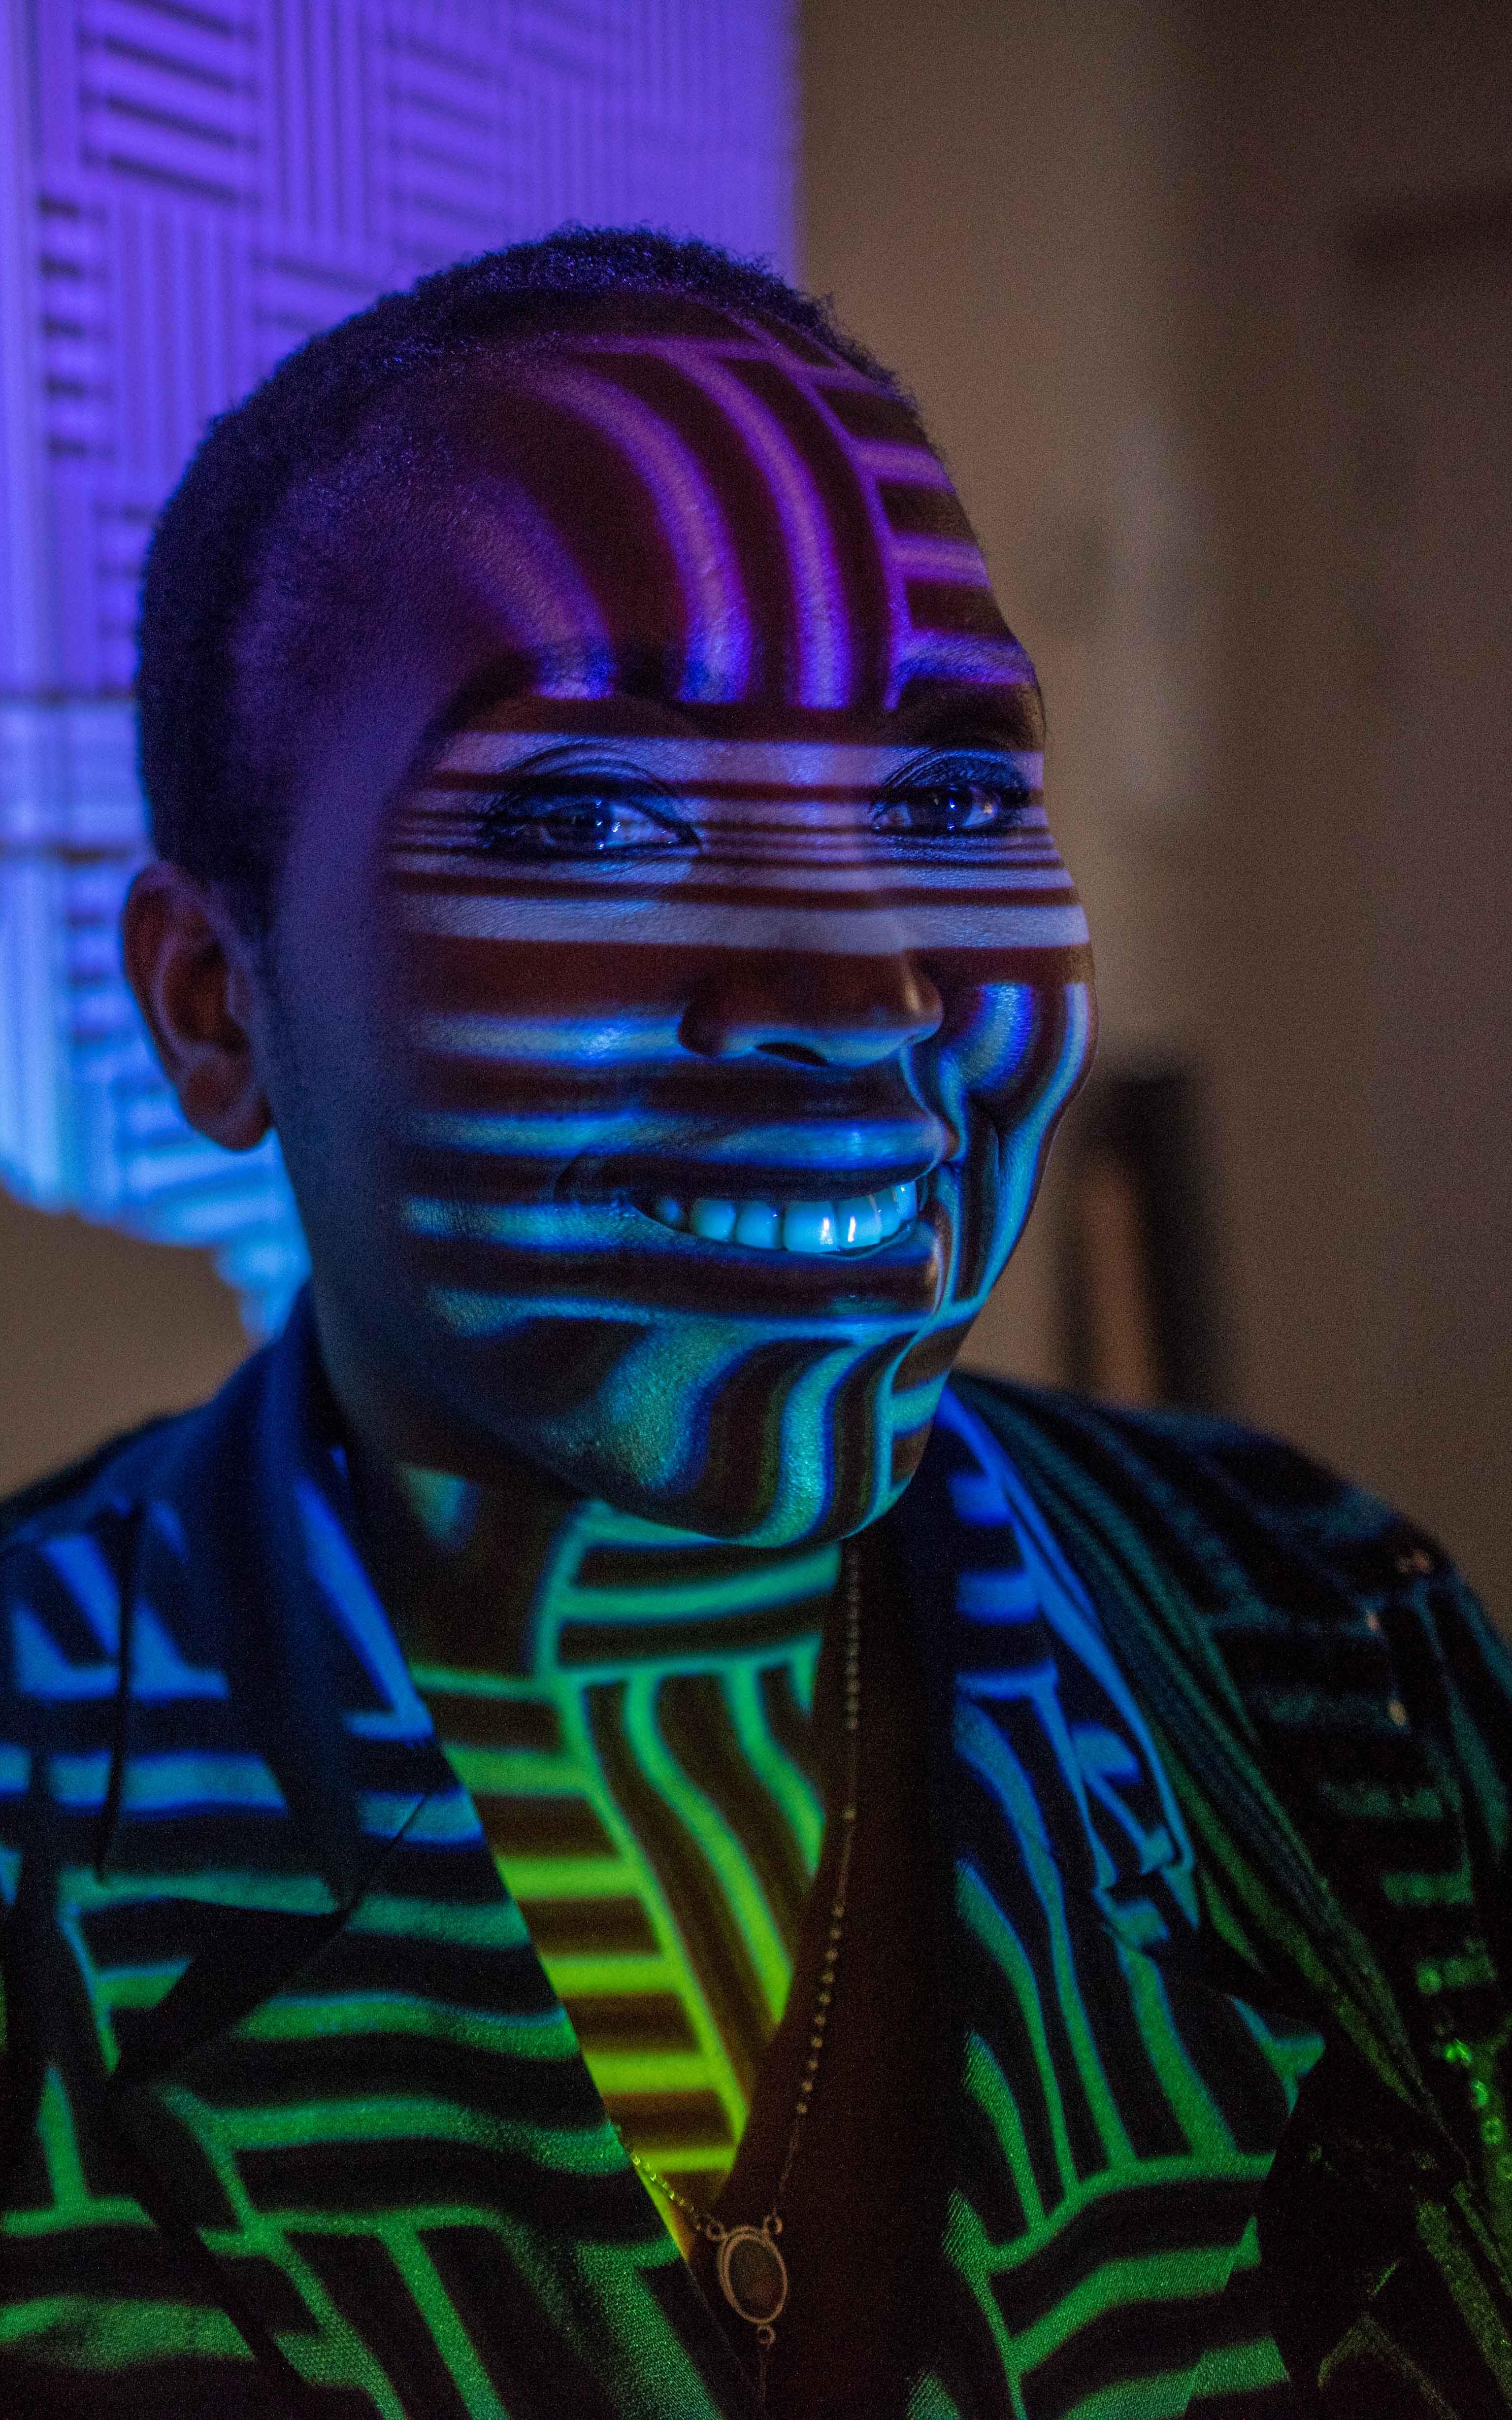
[123,645,964,2420]
[123,360,1083,2410]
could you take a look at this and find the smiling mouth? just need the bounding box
[644,1179,922,1254]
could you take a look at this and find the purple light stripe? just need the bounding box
[829,438,951,485]
[521,364,752,705]
[666,346,856,710]
[889,535,996,585]
[893,633,1038,693]
[459,480,617,690]
[430,737,1046,779]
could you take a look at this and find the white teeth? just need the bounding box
[648,1180,920,1253]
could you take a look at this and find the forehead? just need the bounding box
[428,308,1035,726]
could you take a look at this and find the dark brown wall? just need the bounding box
[803,0,1512,1624]
[0,1189,247,1496]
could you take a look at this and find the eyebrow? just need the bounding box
[430,648,695,740]
[883,697,1044,760]
[419,651,1044,766]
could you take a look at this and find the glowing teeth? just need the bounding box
[648,1181,920,1252]
[734,1199,780,1247]
[689,1198,737,1241]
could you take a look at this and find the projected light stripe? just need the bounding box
[8,1334,1506,2409]
[413,1501,830,2233]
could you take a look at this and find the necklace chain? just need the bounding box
[623,1544,861,2392]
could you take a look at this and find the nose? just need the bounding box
[679,951,945,1067]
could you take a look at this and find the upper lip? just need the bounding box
[554,1108,958,1204]
[561,1143,948,1206]
[626,1165,936,1203]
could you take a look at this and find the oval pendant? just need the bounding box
[716,2221,789,2331]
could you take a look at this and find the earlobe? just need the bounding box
[121,864,274,1151]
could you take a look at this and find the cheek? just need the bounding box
[397,927,685,1050]
[938,978,1094,1129]
[929,978,1095,1302]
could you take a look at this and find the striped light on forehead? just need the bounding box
[472,312,1032,714]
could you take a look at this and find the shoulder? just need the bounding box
[949,1372,1512,1833]
[949,1369,1441,1606]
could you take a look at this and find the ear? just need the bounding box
[121,863,274,1151]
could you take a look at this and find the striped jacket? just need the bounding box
[1,1298,1511,2417]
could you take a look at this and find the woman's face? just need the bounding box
[261,314,1094,1545]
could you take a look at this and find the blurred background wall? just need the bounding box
[807,0,1512,1630]
[1,0,1508,1631]
[0,0,794,1462]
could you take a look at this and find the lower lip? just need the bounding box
[640,1177,924,1257]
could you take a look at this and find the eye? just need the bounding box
[480,775,695,860]
[872,755,1033,841]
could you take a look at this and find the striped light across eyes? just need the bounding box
[389,739,1087,957]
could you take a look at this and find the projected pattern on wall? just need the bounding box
[0,0,794,1331]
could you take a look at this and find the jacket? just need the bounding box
[1,1294,1510,2417]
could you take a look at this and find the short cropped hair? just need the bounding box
[135,226,902,933]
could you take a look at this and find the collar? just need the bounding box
[99,1285,453,1909]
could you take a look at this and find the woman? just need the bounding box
[1,228,1509,2418]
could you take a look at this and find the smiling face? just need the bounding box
[255,308,1094,1545]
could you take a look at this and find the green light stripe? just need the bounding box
[409,1663,539,1699]
[962,2029,1047,2230]
[0,2295,253,2365]
[239,1991,581,2061]
[446,1747,573,1794]
[63,1865,340,1916]
[36,2068,95,2219]
[346,1894,533,1949]
[957,1709,1135,2169]
[219,2095,626,2173]
[351,2220,509,2420]
[555,1549,837,1625]
[494,1855,629,1896]
[939,2190,1023,2412]
[1008,2241,1251,2384]
[622,1671,791,2022]
[581,2051,714,2095]
[97,1962,193,2011]
[540,1954,675,1995]
[1116,1939,1236,2157]
[723,1659,823,1873]
[956,1863,1080,2208]
[906,2375,972,2420]
[983,2143,1273,2265]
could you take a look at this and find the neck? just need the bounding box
[343,1428,841,1679]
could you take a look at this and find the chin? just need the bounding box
[439,1315,962,1547]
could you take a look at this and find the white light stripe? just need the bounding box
[398,896,1090,951]
[391,856,1076,896]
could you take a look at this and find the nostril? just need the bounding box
[760,1041,829,1068]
